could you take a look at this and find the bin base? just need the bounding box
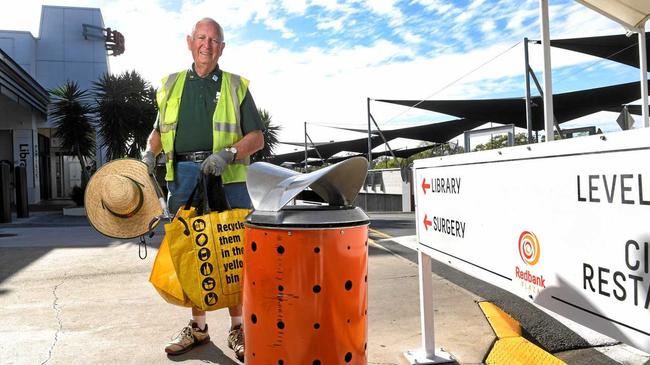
[403,349,454,364]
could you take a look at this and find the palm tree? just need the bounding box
[49,80,95,184]
[123,70,157,157]
[93,70,157,160]
[251,108,281,162]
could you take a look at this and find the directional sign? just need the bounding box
[414,128,650,353]
[422,214,432,231]
[421,178,431,194]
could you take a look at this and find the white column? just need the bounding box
[539,0,554,141]
[639,27,649,128]
[403,250,453,364]
[419,250,435,357]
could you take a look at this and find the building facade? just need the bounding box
[0,5,120,202]
[0,49,49,204]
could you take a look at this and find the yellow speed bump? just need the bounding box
[486,337,566,365]
[478,301,567,365]
[478,301,521,338]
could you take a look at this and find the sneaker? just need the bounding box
[165,321,210,356]
[227,324,244,361]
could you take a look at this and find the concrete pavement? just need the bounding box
[1,210,649,364]
[0,210,494,365]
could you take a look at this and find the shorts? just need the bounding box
[167,161,252,216]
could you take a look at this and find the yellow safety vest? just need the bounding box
[157,70,250,183]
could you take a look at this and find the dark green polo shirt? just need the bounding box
[155,64,264,153]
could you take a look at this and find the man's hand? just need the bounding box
[142,150,156,174]
[201,149,235,176]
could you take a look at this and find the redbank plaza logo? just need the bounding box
[518,231,540,266]
[515,231,546,289]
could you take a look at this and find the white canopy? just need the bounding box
[574,0,650,30]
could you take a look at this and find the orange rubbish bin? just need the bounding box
[244,206,369,365]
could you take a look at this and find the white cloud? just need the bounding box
[364,0,403,27]
[413,0,454,15]
[468,0,486,10]
[480,19,496,34]
[316,17,345,31]
[506,7,538,32]
[281,0,308,15]
[264,16,295,39]
[310,0,341,12]
[400,30,423,44]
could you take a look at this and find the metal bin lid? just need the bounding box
[246,156,369,212]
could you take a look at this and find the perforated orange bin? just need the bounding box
[244,206,369,365]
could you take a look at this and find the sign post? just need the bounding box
[403,250,454,364]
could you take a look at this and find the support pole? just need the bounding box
[403,251,453,364]
[639,27,649,128]
[419,251,435,357]
[304,122,308,172]
[524,37,533,143]
[367,98,372,166]
[366,98,372,211]
[369,113,397,160]
[539,0,554,142]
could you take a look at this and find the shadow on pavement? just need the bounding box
[166,342,240,364]
[0,213,165,290]
[555,347,624,365]
[0,247,53,293]
[368,245,392,257]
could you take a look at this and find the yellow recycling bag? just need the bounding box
[148,207,198,307]
[167,208,250,311]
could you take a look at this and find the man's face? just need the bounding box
[187,21,224,72]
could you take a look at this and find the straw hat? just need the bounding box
[85,159,163,239]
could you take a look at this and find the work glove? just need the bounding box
[142,150,156,174]
[201,149,235,176]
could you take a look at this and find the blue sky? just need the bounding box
[3,0,646,151]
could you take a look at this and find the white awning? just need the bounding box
[574,0,650,29]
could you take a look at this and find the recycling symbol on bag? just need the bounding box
[198,247,211,261]
[204,292,218,306]
[202,277,216,291]
[195,233,208,247]
[200,262,213,276]
[193,219,206,232]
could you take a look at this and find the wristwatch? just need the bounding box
[225,146,238,159]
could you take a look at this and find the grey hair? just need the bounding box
[191,17,224,42]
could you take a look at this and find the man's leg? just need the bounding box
[222,183,250,361]
[166,161,201,217]
[227,305,244,361]
[192,307,207,331]
[165,306,210,356]
[165,162,211,356]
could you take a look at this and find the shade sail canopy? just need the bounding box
[575,1,650,29]
[293,144,438,167]
[545,33,650,69]
[379,119,485,143]
[603,104,643,114]
[377,81,648,130]
[266,135,384,164]
[316,119,484,143]
[268,119,484,165]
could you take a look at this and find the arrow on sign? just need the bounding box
[423,214,432,230]
[422,178,430,194]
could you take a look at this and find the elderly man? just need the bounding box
[142,17,264,360]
